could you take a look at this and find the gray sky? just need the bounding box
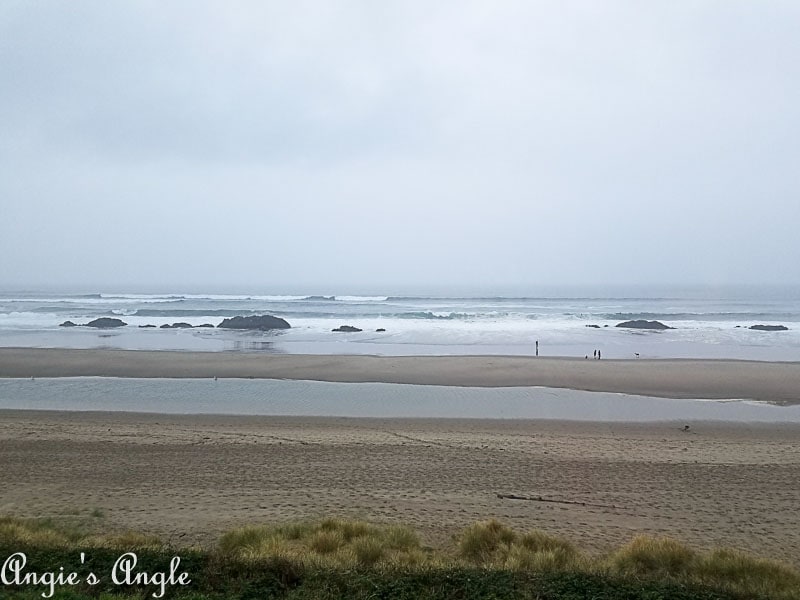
[2,1,799,292]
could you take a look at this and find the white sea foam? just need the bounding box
[1,297,181,304]
[100,293,183,300]
[0,312,64,329]
[102,293,334,302]
[333,296,389,302]
[179,294,312,301]
[2,287,799,359]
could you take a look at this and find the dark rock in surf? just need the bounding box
[332,325,362,332]
[376,328,386,332]
[615,320,674,330]
[159,322,196,329]
[59,321,77,327]
[585,324,600,328]
[218,315,291,330]
[85,317,127,328]
[138,324,156,328]
[196,323,215,328]
[749,324,789,331]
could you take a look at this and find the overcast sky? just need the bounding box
[1,1,798,292]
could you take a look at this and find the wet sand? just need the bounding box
[1,410,799,564]
[1,348,799,403]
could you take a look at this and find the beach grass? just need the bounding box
[1,516,798,599]
[457,519,582,573]
[220,518,428,569]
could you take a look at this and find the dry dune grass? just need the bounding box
[2,516,799,599]
[457,519,585,572]
[610,535,800,599]
[219,517,800,598]
[0,517,76,547]
[219,517,430,568]
[0,516,165,551]
[609,534,698,577]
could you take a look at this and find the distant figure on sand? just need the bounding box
[535,340,538,357]
[593,349,597,359]
[598,350,601,360]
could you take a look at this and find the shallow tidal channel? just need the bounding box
[1,377,799,422]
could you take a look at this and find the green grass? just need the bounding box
[1,516,798,599]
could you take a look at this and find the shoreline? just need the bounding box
[1,347,799,404]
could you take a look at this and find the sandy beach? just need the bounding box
[1,348,799,403]
[2,348,798,565]
[1,410,798,565]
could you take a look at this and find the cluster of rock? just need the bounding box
[584,321,671,330]
[137,323,216,328]
[615,320,674,330]
[611,320,789,332]
[332,325,387,333]
[60,315,292,331]
[59,317,128,328]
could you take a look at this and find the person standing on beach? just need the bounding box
[598,350,601,360]
[593,349,597,359]
[535,340,539,357]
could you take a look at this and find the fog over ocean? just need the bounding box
[1,286,799,361]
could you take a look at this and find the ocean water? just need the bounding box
[2,377,799,422]
[1,286,799,360]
